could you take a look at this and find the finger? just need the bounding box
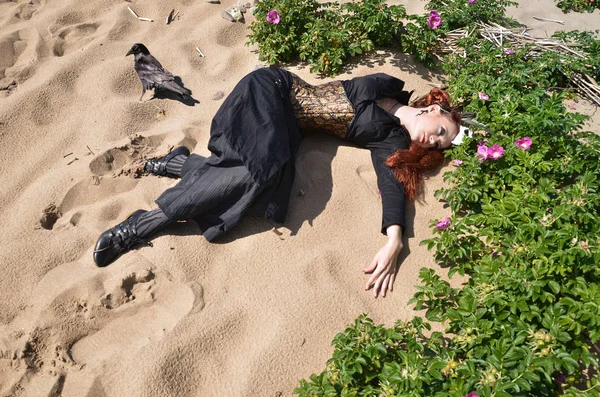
[365,265,384,290]
[373,273,386,298]
[363,257,378,273]
[365,272,376,291]
[381,274,391,297]
[390,272,396,292]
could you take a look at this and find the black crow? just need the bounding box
[126,43,191,101]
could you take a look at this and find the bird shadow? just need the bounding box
[152,76,199,106]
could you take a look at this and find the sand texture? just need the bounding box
[0,0,598,396]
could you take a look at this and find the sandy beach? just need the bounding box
[1,0,598,395]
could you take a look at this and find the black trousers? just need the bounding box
[155,137,269,242]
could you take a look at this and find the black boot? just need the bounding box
[93,210,152,267]
[144,146,190,178]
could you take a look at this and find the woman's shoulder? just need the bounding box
[347,72,401,83]
[343,73,409,106]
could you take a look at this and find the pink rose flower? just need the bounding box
[488,144,504,160]
[453,159,463,166]
[468,0,477,4]
[515,137,532,150]
[479,92,489,101]
[266,9,280,24]
[503,48,516,55]
[436,217,451,231]
[476,144,489,161]
[463,393,479,397]
[427,10,442,29]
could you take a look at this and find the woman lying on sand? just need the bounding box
[93,66,461,298]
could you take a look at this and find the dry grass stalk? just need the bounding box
[127,6,139,18]
[437,22,599,105]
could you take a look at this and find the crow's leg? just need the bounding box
[139,86,146,101]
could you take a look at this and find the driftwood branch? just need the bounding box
[533,16,565,25]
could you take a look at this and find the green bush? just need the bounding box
[247,1,600,395]
[555,0,600,13]
[247,0,406,76]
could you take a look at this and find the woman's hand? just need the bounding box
[364,225,403,298]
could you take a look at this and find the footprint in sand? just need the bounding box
[213,22,247,48]
[88,131,198,178]
[0,261,203,397]
[302,250,351,292]
[37,135,161,229]
[0,28,42,95]
[41,130,198,229]
[12,0,45,21]
[52,22,99,57]
[99,268,157,310]
[88,134,166,178]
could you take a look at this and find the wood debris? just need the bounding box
[127,6,139,18]
[437,22,600,105]
[166,9,175,25]
[229,7,243,21]
[127,6,153,22]
[220,10,235,22]
[533,16,565,25]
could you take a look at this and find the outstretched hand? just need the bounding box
[364,225,403,298]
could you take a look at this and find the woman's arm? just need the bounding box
[364,224,403,297]
[364,148,408,297]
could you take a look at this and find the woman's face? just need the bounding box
[410,105,459,149]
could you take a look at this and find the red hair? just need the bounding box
[385,88,461,200]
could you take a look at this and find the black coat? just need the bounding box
[342,73,413,234]
[157,68,413,240]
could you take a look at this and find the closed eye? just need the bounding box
[439,126,446,137]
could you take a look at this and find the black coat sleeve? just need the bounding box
[371,147,406,235]
[343,73,413,107]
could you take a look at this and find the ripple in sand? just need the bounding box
[52,22,99,57]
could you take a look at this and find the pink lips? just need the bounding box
[421,133,427,144]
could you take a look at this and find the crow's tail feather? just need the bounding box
[161,81,192,97]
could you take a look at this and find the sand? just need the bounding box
[0,0,598,396]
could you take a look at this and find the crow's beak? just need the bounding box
[125,49,133,56]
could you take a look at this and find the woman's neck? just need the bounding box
[394,105,419,135]
[388,101,403,115]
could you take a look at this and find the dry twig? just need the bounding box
[533,16,565,25]
[127,6,153,22]
[127,6,139,18]
[166,9,175,24]
[437,22,599,105]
